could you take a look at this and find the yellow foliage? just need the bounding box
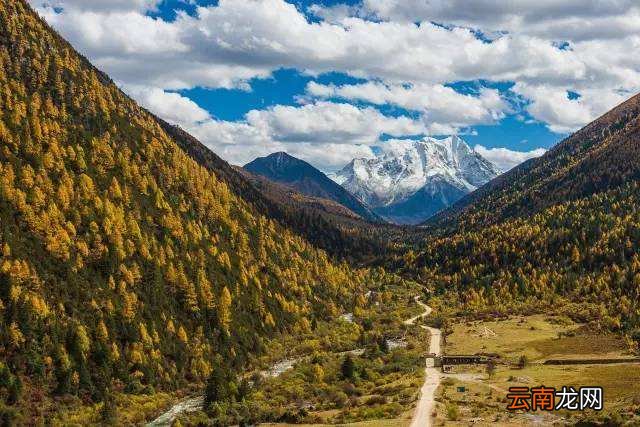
[176,326,188,344]
[8,322,25,348]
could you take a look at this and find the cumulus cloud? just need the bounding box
[31,0,640,93]
[358,0,640,42]
[28,0,161,12]
[513,84,628,133]
[123,85,211,126]
[27,0,640,167]
[187,101,426,169]
[245,102,427,144]
[125,91,405,170]
[188,115,378,171]
[306,81,510,132]
[474,145,546,171]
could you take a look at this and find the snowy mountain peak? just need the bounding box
[329,136,501,224]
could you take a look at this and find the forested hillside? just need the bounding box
[429,93,640,233]
[405,94,640,341]
[0,0,377,420]
[160,121,395,262]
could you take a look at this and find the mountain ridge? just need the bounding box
[427,92,640,232]
[244,151,381,222]
[331,136,500,224]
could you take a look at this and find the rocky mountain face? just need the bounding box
[244,152,381,222]
[330,136,500,224]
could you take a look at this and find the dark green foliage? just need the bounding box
[204,358,238,406]
[340,355,355,380]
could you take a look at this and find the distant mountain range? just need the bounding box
[329,136,501,224]
[244,152,381,222]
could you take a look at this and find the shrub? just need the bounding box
[446,403,460,420]
[365,395,387,405]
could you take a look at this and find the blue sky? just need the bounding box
[177,69,561,153]
[30,0,640,171]
[152,0,562,154]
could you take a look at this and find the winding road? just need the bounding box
[404,297,442,427]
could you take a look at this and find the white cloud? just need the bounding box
[32,0,640,92]
[474,145,546,171]
[245,101,427,144]
[122,85,211,125]
[28,0,161,12]
[285,143,376,171]
[513,83,628,133]
[359,0,640,42]
[188,114,378,171]
[27,0,640,165]
[195,100,426,169]
[306,81,510,131]
[126,95,414,170]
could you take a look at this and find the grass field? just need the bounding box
[434,314,640,426]
[444,314,628,362]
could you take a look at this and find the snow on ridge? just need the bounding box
[332,136,500,208]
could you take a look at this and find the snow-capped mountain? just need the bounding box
[329,136,501,224]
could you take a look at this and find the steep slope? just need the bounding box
[428,93,640,232]
[159,122,394,262]
[402,92,640,340]
[244,152,381,222]
[332,137,500,224]
[237,166,363,220]
[0,0,372,419]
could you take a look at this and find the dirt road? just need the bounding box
[404,297,442,427]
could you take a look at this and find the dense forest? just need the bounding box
[0,0,387,421]
[428,92,640,233]
[3,0,640,424]
[407,93,640,343]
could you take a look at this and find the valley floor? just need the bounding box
[148,297,440,427]
[51,298,640,427]
[432,314,640,426]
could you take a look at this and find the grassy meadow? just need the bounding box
[434,314,640,426]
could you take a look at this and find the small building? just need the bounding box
[441,355,489,365]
